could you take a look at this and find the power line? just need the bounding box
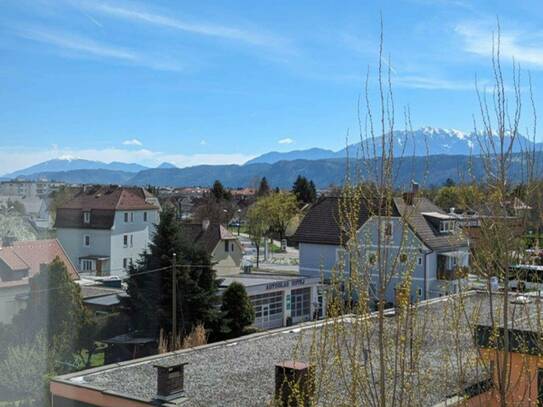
[0,262,216,300]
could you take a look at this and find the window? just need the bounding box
[124,212,129,223]
[225,240,229,252]
[416,287,423,298]
[417,256,423,266]
[400,253,408,263]
[83,235,90,247]
[130,212,134,223]
[381,220,394,241]
[231,243,234,252]
[123,258,128,269]
[130,234,133,247]
[81,259,95,271]
[123,234,128,247]
[440,220,455,233]
[83,211,91,224]
[143,211,148,222]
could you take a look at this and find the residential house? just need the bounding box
[181,220,243,275]
[292,186,470,305]
[0,239,79,324]
[55,186,160,277]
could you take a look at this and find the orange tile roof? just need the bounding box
[0,239,79,288]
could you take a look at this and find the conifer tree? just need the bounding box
[124,206,222,338]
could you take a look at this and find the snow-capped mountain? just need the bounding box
[247,127,540,164]
[4,158,149,178]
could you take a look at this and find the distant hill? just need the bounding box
[157,162,177,169]
[4,158,148,178]
[245,127,541,165]
[10,152,539,189]
[15,169,135,185]
[245,148,336,165]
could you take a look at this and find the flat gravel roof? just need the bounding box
[54,291,536,406]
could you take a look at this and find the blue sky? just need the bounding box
[1,0,542,173]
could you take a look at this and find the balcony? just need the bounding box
[437,253,469,280]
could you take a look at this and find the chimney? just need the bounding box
[154,362,187,402]
[275,361,315,407]
[411,180,419,195]
[2,236,16,247]
[202,218,210,232]
[402,192,414,206]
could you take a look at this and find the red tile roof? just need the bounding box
[60,186,158,211]
[55,186,159,230]
[0,239,79,288]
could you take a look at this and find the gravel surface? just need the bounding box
[61,291,519,406]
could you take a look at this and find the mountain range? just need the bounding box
[246,127,541,164]
[2,128,541,188]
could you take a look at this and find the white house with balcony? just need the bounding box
[292,186,470,305]
[54,186,160,277]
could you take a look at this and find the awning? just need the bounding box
[79,255,110,261]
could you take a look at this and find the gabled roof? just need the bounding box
[291,196,398,246]
[394,197,468,251]
[55,186,159,230]
[60,186,158,211]
[0,239,79,287]
[292,195,467,251]
[181,223,236,254]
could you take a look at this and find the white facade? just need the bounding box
[220,274,323,330]
[57,209,158,277]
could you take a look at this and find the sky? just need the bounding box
[1,0,543,174]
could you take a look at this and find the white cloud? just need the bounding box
[455,22,543,69]
[15,26,183,71]
[393,75,476,91]
[278,138,294,145]
[200,139,207,145]
[17,27,137,61]
[122,138,143,146]
[74,1,292,54]
[0,146,254,176]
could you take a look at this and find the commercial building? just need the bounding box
[220,273,322,329]
[0,180,64,198]
[55,186,160,277]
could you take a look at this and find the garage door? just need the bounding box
[251,291,284,330]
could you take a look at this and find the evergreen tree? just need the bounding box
[292,175,317,204]
[257,177,271,197]
[124,206,222,338]
[210,180,231,201]
[11,257,92,366]
[221,282,255,338]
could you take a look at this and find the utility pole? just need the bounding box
[172,253,177,347]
